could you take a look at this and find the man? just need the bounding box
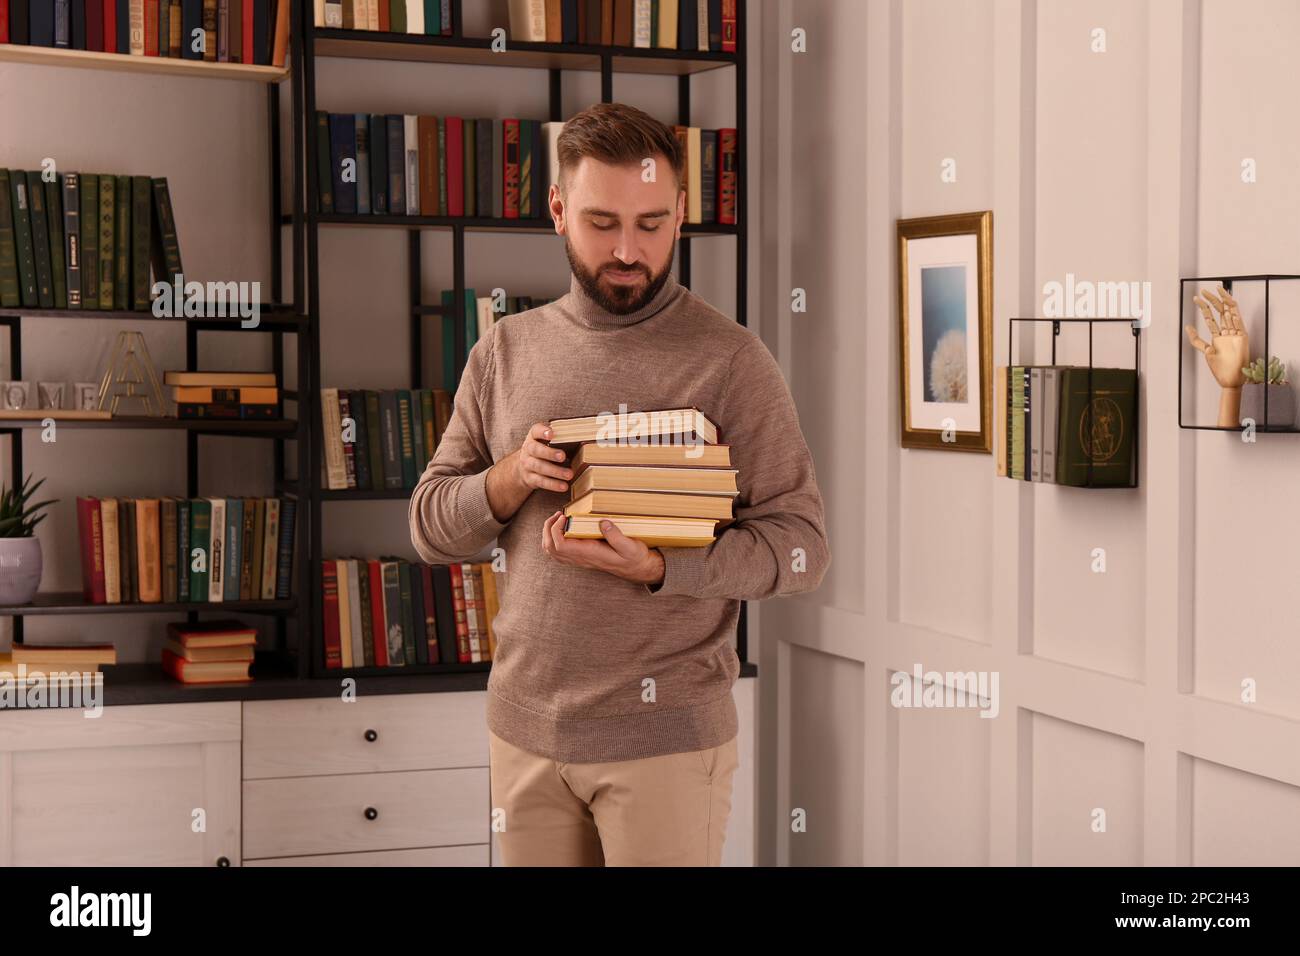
[409,102,829,866]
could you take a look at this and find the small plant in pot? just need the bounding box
[1239,356,1296,429]
[0,475,57,605]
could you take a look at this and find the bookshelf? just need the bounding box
[0,27,307,695]
[293,0,753,680]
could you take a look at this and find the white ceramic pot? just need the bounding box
[0,537,43,605]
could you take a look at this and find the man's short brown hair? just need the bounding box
[556,102,685,192]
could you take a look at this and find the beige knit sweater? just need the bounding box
[408,271,830,763]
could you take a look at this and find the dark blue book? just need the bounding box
[708,0,722,51]
[329,114,357,215]
[386,115,405,216]
[31,0,57,46]
[224,498,243,602]
[368,114,388,214]
[10,1,30,43]
[181,0,203,59]
[70,0,86,49]
[347,390,372,490]
[252,0,270,65]
[274,498,296,600]
[679,0,697,50]
[561,0,577,42]
[118,0,132,54]
[177,499,191,603]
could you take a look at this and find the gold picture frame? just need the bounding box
[897,211,993,452]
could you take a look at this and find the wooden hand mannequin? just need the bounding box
[1185,285,1250,427]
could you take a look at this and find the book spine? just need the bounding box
[348,390,372,490]
[145,0,158,54]
[357,558,374,668]
[100,499,121,604]
[249,498,264,602]
[201,0,216,59]
[328,113,357,214]
[223,498,242,601]
[43,179,67,309]
[130,0,145,53]
[382,562,404,664]
[137,498,161,602]
[131,176,151,309]
[379,390,402,488]
[320,387,346,489]
[322,560,341,668]
[398,561,416,665]
[26,172,54,308]
[75,173,98,309]
[177,498,190,602]
[449,563,469,663]
[355,114,371,215]
[436,117,447,214]
[0,170,19,308]
[368,113,387,213]
[161,497,178,603]
[10,174,38,307]
[419,564,437,663]
[386,114,406,215]
[113,175,130,309]
[188,499,210,602]
[76,498,106,603]
[120,499,135,603]
[259,498,279,599]
[98,175,115,308]
[717,127,737,225]
[720,0,734,51]
[503,119,520,219]
[176,402,278,420]
[405,114,420,215]
[338,392,357,488]
[315,111,334,214]
[275,497,295,599]
[238,495,254,600]
[396,390,416,488]
[151,178,183,285]
[1042,367,1059,484]
[368,560,387,666]
[1030,367,1042,482]
[207,498,225,601]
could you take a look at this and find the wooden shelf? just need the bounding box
[0,593,296,617]
[0,43,289,83]
[0,416,296,436]
[306,212,737,235]
[0,304,306,330]
[311,30,736,76]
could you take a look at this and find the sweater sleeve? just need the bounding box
[408,326,509,564]
[645,335,831,601]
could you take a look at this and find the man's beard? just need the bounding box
[565,238,675,315]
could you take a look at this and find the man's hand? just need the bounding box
[486,422,574,523]
[541,511,666,586]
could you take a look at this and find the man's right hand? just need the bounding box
[485,422,573,523]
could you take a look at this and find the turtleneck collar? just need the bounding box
[565,268,684,330]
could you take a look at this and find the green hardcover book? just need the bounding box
[131,176,152,310]
[437,117,447,215]
[1009,366,1025,480]
[347,389,372,491]
[1056,368,1138,488]
[42,178,67,309]
[390,0,406,32]
[189,498,212,601]
[120,498,137,604]
[397,561,416,666]
[114,175,130,310]
[396,390,416,488]
[357,558,374,668]
[79,174,100,310]
[410,387,426,477]
[26,173,54,309]
[62,174,80,308]
[9,173,38,307]
[423,0,440,34]
[177,498,191,603]
[364,390,384,492]
[150,178,183,288]
[315,111,333,214]
[463,118,476,217]
[99,176,116,309]
[419,390,435,462]
[650,0,658,45]
[0,171,19,307]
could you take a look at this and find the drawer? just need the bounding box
[242,767,488,858]
[245,845,489,867]
[242,692,487,779]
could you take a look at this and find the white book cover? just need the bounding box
[508,0,547,41]
[320,387,347,489]
[405,115,420,215]
[633,0,651,48]
[367,0,379,30]
[406,0,424,34]
[324,2,342,28]
[698,0,708,50]
[207,498,226,602]
[260,499,280,600]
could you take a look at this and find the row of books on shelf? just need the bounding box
[74,495,297,605]
[0,169,181,312]
[316,113,738,226]
[0,0,291,67]
[548,406,738,547]
[995,366,1138,487]
[322,558,498,668]
[505,0,736,51]
[314,0,737,53]
[321,388,449,491]
[167,369,282,421]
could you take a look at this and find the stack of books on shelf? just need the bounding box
[0,169,181,312]
[320,387,451,491]
[315,113,739,226]
[322,557,499,668]
[995,365,1138,488]
[316,0,454,33]
[162,619,256,684]
[548,406,738,547]
[0,0,290,67]
[505,0,737,51]
[0,643,116,687]
[165,370,280,421]
[75,495,297,605]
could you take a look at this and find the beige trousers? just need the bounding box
[488,728,740,866]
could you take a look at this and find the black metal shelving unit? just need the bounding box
[294,0,752,680]
[1179,274,1300,434]
[1006,317,1142,488]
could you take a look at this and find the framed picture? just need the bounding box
[897,211,993,452]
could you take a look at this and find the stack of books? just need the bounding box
[165,370,280,421]
[995,366,1138,487]
[0,643,116,686]
[322,558,499,669]
[548,407,738,548]
[162,620,256,684]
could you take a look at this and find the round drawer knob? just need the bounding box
[364,729,378,742]
[364,806,378,821]
[216,856,231,867]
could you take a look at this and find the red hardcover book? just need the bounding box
[241,0,253,61]
[718,127,737,225]
[368,559,388,666]
[600,0,612,44]
[322,559,342,668]
[144,0,159,54]
[378,0,389,32]
[503,118,520,219]
[419,564,437,664]
[721,0,735,52]
[449,563,470,663]
[0,1,8,43]
[162,647,253,683]
[445,116,464,217]
[76,497,107,604]
[103,0,116,50]
[86,0,104,48]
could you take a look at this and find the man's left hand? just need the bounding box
[542,510,666,586]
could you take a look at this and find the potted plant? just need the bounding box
[0,475,57,605]
[1239,356,1296,429]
